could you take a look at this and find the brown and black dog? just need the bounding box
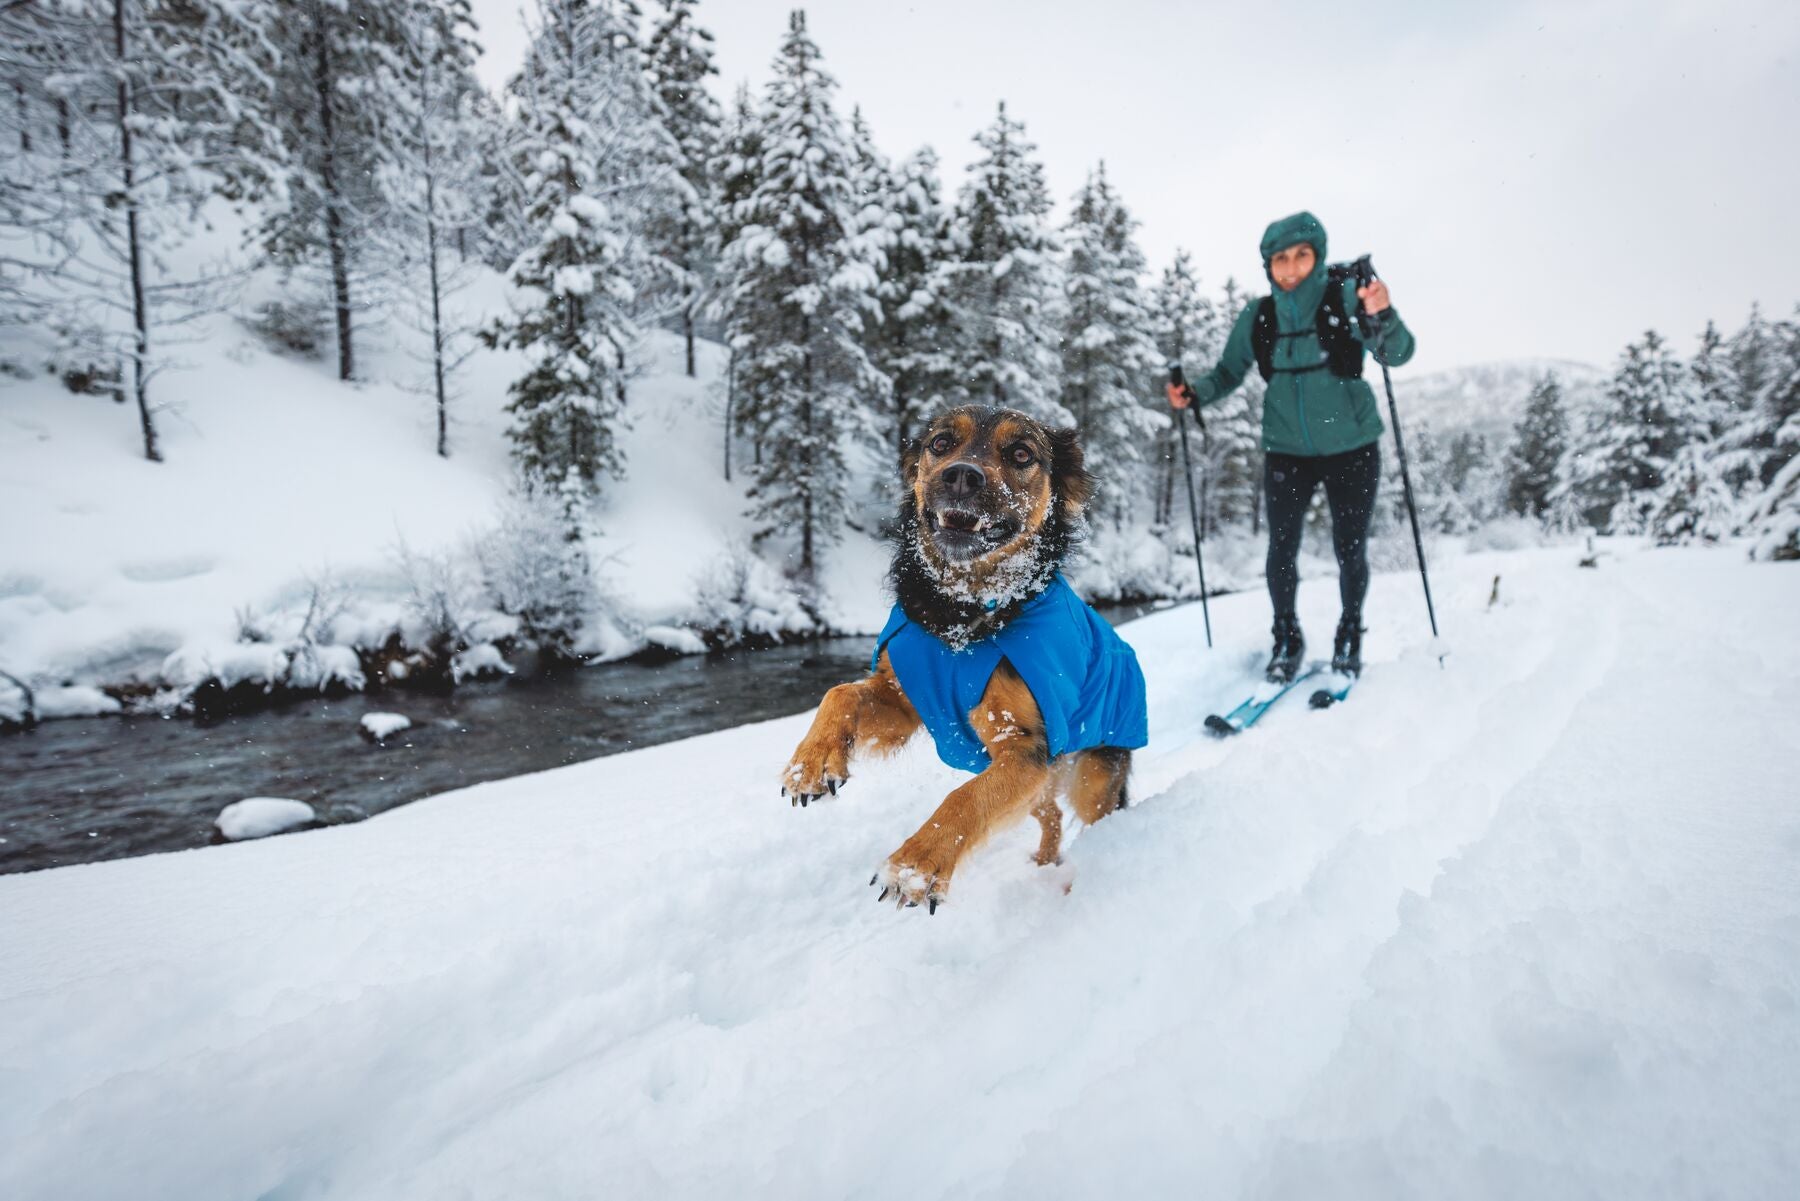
[781,406,1135,911]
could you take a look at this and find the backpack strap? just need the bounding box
[1250,296,1277,382]
[1253,279,1368,382]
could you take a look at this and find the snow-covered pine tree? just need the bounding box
[1149,250,1209,526]
[938,102,1067,422]
[709,82,764,478]
[382,0,487,458]
[1566,329,1705,533]
[1207,276,1264,533]
[1504,372,1569,520]
[721,10,885,579]
[261,0,427,382]
[864,146,958,456]
[486,0,645,495]
[646,0,723,377]
[1059,163,1162,526]
[2,0,283,461]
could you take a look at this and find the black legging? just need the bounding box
[1264,442,1381,620]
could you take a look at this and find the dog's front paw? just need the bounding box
[874,829,964,913]
[780,739,849,808]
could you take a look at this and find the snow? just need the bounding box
[641,624,707,655]
[212,798,317,842]
[359,712,412,741]
[0,240,889,702]
[2,544,1796,1200]
[30,684,121,719]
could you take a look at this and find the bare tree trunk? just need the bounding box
[723,351,734,482]
[311,0,354,382]
[115,0,159,462]
[420,59,448,458]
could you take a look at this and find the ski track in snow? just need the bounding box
[1,546,1797,1200]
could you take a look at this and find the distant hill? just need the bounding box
[1396,358,1607,451]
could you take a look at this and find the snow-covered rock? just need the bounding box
[359,712,412,742]
[641,625,707,656]
[213,798,316,841]
[33,685,122,719]
[160,641,289,692]
[451,643,513,683]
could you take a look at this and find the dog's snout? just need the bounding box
[941,463,986,498]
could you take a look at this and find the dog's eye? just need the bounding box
[1009,445,1036,467]
[928,433,955,456]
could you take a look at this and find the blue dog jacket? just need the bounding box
[871,574,1149,773]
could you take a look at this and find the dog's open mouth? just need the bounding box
[926,506,1021,558]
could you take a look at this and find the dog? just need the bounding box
[781,405,1148,911]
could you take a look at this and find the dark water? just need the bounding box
[0,601,1174,876]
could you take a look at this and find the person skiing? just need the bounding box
[1168,211,1416,682]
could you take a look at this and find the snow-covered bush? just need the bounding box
[395,537,481,661]
[472,487,593,661]
[239,296,330,359]
[689,542,818,648]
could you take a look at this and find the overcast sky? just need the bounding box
[470,0,1799,375]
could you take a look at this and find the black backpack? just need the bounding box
[1250,262,1366,382]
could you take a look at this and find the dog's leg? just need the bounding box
[1029,792,1063,867]
[1065,747,1131,826]
[879,662,1050,909]
[782,652,920,806]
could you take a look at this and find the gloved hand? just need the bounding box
[1166,382,1196,410]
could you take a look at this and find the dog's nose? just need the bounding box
[942,463,986,498]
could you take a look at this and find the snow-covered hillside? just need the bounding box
[0,272,890,698]
[3,543,1795,1200]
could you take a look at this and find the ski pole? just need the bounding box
[1349,256,1440,642]
[1167,363,1213,648]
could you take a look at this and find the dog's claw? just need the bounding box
[929,898,938,915]
[826,779,838,796]
[870,874,878,887]
[878,887,890,902]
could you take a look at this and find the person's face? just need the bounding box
[1269,243,1316,292]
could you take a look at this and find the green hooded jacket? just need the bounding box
[1188,211,1416,457]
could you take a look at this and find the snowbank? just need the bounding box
[2,545,1796,1200]
[213,798,317,842]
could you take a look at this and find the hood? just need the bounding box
[1260,210,1328,322]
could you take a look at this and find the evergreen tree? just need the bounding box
[709,82,763,478]
[262,0,425,382]
[645,0,722,377]
[1567,329,1704,533]
[938,102,1066,422]
[486,0,645,494]
[1148,250,1208,527]
[1206,276,1263,532]
[721,10,885,579]
[864,145,958,455]
[1504,372,1569,519]
[383,0,487,458]
[1059,163,1161,525]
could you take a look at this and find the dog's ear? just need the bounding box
[899,435,923,487]
[1049,427,1094,519]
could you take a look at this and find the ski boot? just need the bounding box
[1265,614,1305,683]
[1331,612,1364,678]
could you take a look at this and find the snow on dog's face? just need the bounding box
[907,408,1080,565]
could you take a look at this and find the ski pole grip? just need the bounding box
[1167,362,1187,389]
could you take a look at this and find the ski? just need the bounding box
[1204,665,1324,737]
[1308,670,1356,710]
